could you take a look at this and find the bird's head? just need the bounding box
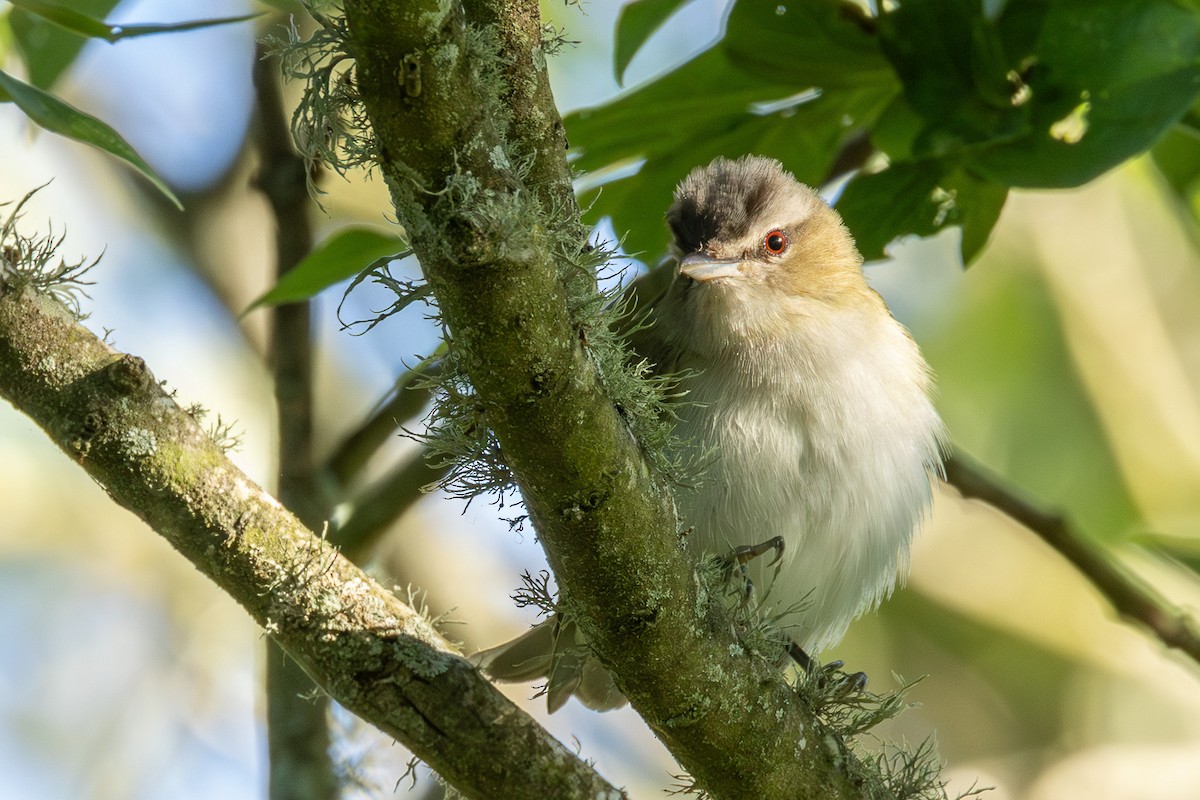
[666,155,868,308]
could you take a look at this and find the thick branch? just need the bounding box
[0,282,623,800]
[944,455,1200,668]
[340,2,861,797]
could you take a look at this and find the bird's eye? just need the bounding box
[764,229,788,255]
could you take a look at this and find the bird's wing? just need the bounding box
[617,260,681,379]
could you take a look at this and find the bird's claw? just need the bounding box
[792,655,868,694]
[722,537,786,605]
[817,661,868,694]
[729,535,786,567]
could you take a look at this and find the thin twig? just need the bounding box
[332,450,449,563]
[254,40,338,800]
[326,362,438,488]
[943,454,1200,669]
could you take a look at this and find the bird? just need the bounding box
[476,154,946,711]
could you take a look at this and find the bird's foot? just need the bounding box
[818,660,869,694]
[729,535,786,567]
[723,536,786,604]
[788,644,868,694]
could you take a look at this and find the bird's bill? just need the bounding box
[678,252,745,282]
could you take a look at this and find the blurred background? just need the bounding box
[1,1,1199,798]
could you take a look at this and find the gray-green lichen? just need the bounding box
[0,187,97,318]
[122,427,158,457]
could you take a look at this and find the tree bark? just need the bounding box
[0,281,623,800]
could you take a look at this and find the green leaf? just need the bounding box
[722,0,896,90]
[876,0,1200,188]
[875,0,1031,156]
[974,61,1200,188]
[8,0,119,89]
[569,48,794,171]
[942,170,1008,265]
[836,162,1008,264]
[7,0,258,43]
[613,0,693,85]
[835,162,947,261]
[0,68,181,209]
[245,227,410,312]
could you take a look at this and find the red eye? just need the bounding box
[764,229,788,255]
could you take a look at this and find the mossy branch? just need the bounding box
[330,1,898,797]
[0,277,624,800]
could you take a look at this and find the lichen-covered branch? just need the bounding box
[332,2,872,797]
[0,280,623,800]
[944,455,1200,668]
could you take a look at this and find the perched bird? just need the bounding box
[478,155,945,710]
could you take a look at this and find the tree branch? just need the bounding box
[332,451,447,563]
[253,42,339,800]
[944,454,1200,668]
[325,362,435,489]
[0,280,624,800]
[337,2,869,797]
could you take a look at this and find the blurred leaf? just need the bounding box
[0,68,181,209]
[1138,532,1200,577]
[0,11,13,61]
[925,255,1140,541]
[878,591,1083,751]
[7,0,258,43]
[245,227,410,312]
[9,0,126,39]
[723,0,895,90]
[613,0,693,85]
[1149,124,1200,224]
[92,14,261,42]
[8,0,119,89]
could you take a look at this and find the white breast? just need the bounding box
[670,299,944,653]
